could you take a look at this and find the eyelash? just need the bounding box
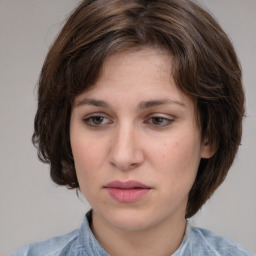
[82,114,174,128]
[83,114,111,127]
[146,116,174,127]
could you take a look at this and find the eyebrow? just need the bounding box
[138,99,185,109]
[76,98,185,109]
[76,98,109,108]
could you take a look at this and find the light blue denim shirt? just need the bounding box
[12,210,253,256]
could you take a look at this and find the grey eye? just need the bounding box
[148,116,173,127]
[83,115,110,127]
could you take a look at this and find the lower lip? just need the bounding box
[105,188,151,203]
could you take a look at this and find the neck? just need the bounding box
[91,211,186,256]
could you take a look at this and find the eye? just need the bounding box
[147,116,174,127]
[83,114,111,127]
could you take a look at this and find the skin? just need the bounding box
[70,47,213,256]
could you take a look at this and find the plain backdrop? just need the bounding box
[0,0,255,255]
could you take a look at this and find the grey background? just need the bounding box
[0,0,255,255]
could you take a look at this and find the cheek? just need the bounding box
[149,134,202,181]
[71,141,103,204]
[157,136,200,159]
[71,137,103,182]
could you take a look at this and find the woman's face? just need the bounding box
[70,47,212,232]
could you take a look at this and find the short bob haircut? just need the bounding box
[33,0,244,218]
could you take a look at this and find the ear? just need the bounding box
[200,136,217,159]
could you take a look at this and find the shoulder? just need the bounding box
[188,226,254,256]
[11,229,79,256]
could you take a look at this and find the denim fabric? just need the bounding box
[12,211,253,256]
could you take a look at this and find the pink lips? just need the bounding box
[104,180,151,203]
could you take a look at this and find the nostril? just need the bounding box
[109,130,144,170]
[110,160,140,171]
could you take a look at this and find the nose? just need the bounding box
[109,123,144,171]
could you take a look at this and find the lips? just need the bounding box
[104,180,151,203]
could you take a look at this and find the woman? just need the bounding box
[12,0,253,255]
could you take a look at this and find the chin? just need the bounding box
[100,207,160,232]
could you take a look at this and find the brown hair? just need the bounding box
[33,0,244,218]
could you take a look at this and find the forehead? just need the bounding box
[75,47,189,106]
[101,47,172,79]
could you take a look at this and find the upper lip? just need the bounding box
[104,180,151,189]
